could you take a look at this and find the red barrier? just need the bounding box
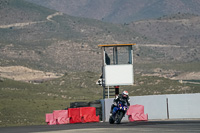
[130,113,148,121]
[53,110,69,124]
[127,104,144,114]
[68,108,81,124]
[45,113,56,125]
[126,104,148,122]
[46,107,100,124]
[80,107,99,123]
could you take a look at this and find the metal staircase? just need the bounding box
[104,87,116,98]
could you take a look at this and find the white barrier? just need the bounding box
[103,93,200,122]
[167,93,200,119]
[130,95,168,119]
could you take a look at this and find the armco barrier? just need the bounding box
[80,107,99,123]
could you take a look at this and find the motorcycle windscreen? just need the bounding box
[104,64,134,86]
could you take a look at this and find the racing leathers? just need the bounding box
[110,94,130,115]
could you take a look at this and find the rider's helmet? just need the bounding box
[122,91,128,98]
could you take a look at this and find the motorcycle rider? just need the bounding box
[110,90,130,116]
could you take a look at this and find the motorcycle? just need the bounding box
[109,101,128,124]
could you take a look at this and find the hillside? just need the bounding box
[0,0,200,127]
[127,13,200,62]
[26,0,200,23]
[1,71,199,127]
[0,0,148,73]
[0,0,199,77]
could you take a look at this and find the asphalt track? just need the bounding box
[1,120,200,133]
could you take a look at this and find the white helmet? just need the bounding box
[122,91,128,97]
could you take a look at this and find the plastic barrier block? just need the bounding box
[126,104,148,122]
[68,108,81,124]
[56,116,70,124]
[130,113,148,121]
[127,104,144,115]
[81,114,99,123]
[80,107,99,123]
[128,115,134,122]
[53,110,69,124]
[46,113,56,125]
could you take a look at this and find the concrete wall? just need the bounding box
[167,93,200,119]
[103,93,200,122]
[130,95,168,119]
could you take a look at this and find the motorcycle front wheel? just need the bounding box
[116,111,124,124]
[109,116,114,124]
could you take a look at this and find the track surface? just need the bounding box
[1,120,200,133]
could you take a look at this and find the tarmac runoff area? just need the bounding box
[1,120,200,133]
